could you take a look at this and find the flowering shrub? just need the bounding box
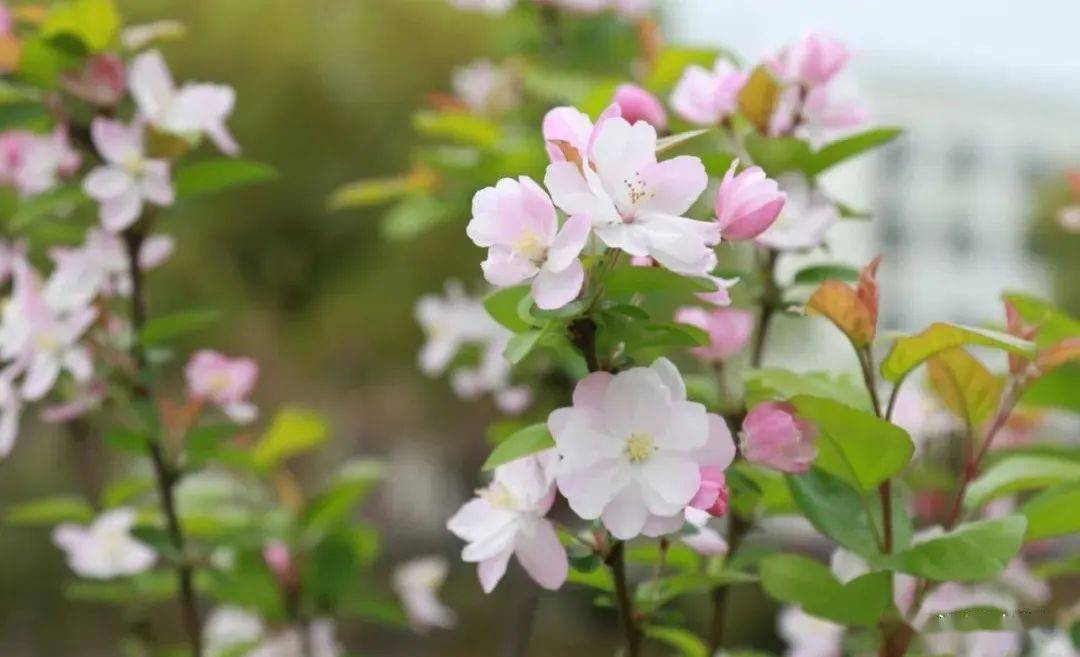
[336,2,1080,656]
[0,2,411,656]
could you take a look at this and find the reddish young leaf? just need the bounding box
[806,281,875,347]
[855,255,883,330]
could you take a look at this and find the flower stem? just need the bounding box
[606,540,641,657]
[122,222,203,657]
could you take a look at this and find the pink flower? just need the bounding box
[545,117,718,275]
[185,350,258,423]
[447,450,568,593]
[451,59,519,116]
[129,50,238,155]
[754,174,838,251]
[612,84,667,131]
[263,540,298,586]
[770,85,868,145]
[60,54,126,106]
[740,401,817,473]
[45,228,173,311]
[689,466,728,517]
[675,306,754,363]
[0,3,11,35]
[541,103,621,163]
[83,118,174,232]
[670,59,747,126]
[769,32,850,87]
[52,508,157,579]
[680,506,728,555]
[697,275,739,307]
[549,358,735,539]
[466,176,590,310]
[715,162,786,241]
[0,128,81,196]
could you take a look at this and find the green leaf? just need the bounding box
[636,572,757,612]
[412,110,500,148]
[786,468,880,557]
[379,194,459,241]
[880,322,1036,383]
[644,627,708,657]
[1020,480,1080,541]
[504,327,546,364]
[66,570,177,604]
[1022,365,1080,412]
[327,174,418,211]
[17,36,81,88]
[886,516,1026,581]
[0,101,49,131]
[743,134,813,177]
[481,423,553,471]
[7,183,88,230]
[805,128,902,175]
[5,496,94,526]
[174,159,278,200]
[566,563,614,592]
[41,0,120,52]
[729,462,795,515]
[102,477,153,508]
[789,395,914,492]
[656,128,713,153]
[964,455,1080,509]
[483,286,532,333]
[305,460,383,535]
[1002,292,1080,348]
[644,47,724,92]
[926,348,1002,428]
[792,263,861,286]
[758,554,890,626]
[138,309,220,345]
[306,530,369,610]
[603,265,715,296]
[104,429,149,454]
[922,606,1016,633]
[251,409,329,470]
[744,368,872,412]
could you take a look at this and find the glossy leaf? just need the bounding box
[5,496,94,525]
[1020,480,1080,541]
[645,627,708,657]
[759,553,891,626]
[251,408,329,470]
[886,516,1026,581]
[483,286,532,333]
[926,347,1001,428]
[806,280,875,346]
[792,263,860,286]
[880,322,1036,382]
[964,455,1080,509]
[789,395,914,492]
[41,0,119,52]
[481,423,553,471]
[787,468,880,557]
[744,368,872,411]
[743,134,813,177]
[805,128,902,175]
[174,159,279,200]
[603,265,715,296]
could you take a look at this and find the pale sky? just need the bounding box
[663,0,1080,104]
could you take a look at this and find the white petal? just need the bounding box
[478,548,513,594]
[513,518,568,590]
[531,259,583,310]
[83,166,133,200]
[641,455,700,508]
[129,50,176,121]
[601,485,649,540]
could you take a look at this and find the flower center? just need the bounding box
[123,153,145,176]
[33,330,59,354]
[625,432,656,464]
[512,230,547,264]
[207,372,233,394]
[620,171,653,220]
[478,481,517,510]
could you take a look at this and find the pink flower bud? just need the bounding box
[675,306,754,362]
[670,59,747,127]
[740,402,818,473]
[689,466,729,517]
[771,32,850,87]
[611,83,667,131]
[715,162,786,241]
[263,540,297,585]
[60,54,126,106]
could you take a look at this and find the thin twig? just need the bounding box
[122,222,203,657]
[606,541,641,657]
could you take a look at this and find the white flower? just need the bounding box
[204,606,265,657]
[51,508,156,579]
[447,449,568,593]
[415,280,503,376]
[83,118,174,232]
[778,606,843,657]
[754,174,837,251]
[544,117,718,275]
[0,369,23,458]
[248,620,341,657]
[1029,630,1079,657]
[451,59,518,115]
[549,358,735,539]
[45,228,174,311]
[679,507,729,555]
[0,262,96,401]
[392,556,456,632]
[446,0,514,14]
[450,335,532,415]
[129,49,238,155]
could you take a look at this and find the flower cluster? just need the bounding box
[449,0,649,18]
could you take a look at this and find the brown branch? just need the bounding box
[122,221,203,657]
[606,541,642,657]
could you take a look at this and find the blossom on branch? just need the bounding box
[83,118,174,232]
[185,350,259,423]
[51,508,156,579]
